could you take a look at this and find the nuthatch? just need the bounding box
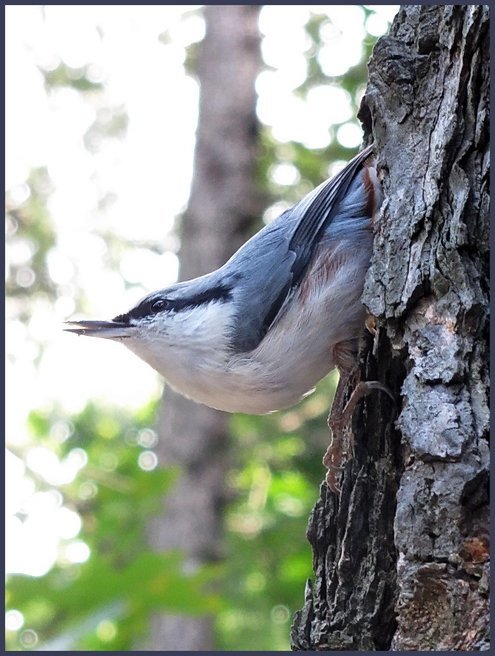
[65,144,385,489]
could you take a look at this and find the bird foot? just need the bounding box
[365,314,378,336]
[323,378,394,493]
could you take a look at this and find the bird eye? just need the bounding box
[150,299,168,313]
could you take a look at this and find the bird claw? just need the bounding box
[323,376,394,493]
[323,447,346,493]
[365,314,377,335]
[360,380,395,406]
[325,470,341,494]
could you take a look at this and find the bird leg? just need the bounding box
[323,364,359,493]
[323,342,394,493]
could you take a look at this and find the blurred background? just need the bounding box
[6,5,398,651]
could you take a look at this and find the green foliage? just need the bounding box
[83,105,129,154]
[9,552,223,651]
[217,376,338,650]
[258,7,382,208]
[41,63,104,93]
[6,401,222,651]
[6,167,57,305]
[299,9,377,100]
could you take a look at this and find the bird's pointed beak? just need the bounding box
[63,320,135,339]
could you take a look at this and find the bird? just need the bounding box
[65,143,385,489]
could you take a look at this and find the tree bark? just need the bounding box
[145,6,262,650]
[291,5,489,651]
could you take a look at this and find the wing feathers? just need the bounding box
[230,144,375,352]
[287,144,374,283]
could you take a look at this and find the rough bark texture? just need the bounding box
[291,5,489,651]
[145,6,262,651]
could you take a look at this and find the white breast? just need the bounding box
[123,240,370,414]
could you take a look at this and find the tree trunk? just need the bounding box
[291,5,489,651]
[145,6,262,650]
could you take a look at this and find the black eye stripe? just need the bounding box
[113,298,169,323]
[112,284,232,324]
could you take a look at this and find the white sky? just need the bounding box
[5,4,398,590]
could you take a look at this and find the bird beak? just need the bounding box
[64,320,135,339]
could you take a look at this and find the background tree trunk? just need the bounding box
[145,6,262,650]
[291,5,489,651]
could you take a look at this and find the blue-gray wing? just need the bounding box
[225,144,374,352]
